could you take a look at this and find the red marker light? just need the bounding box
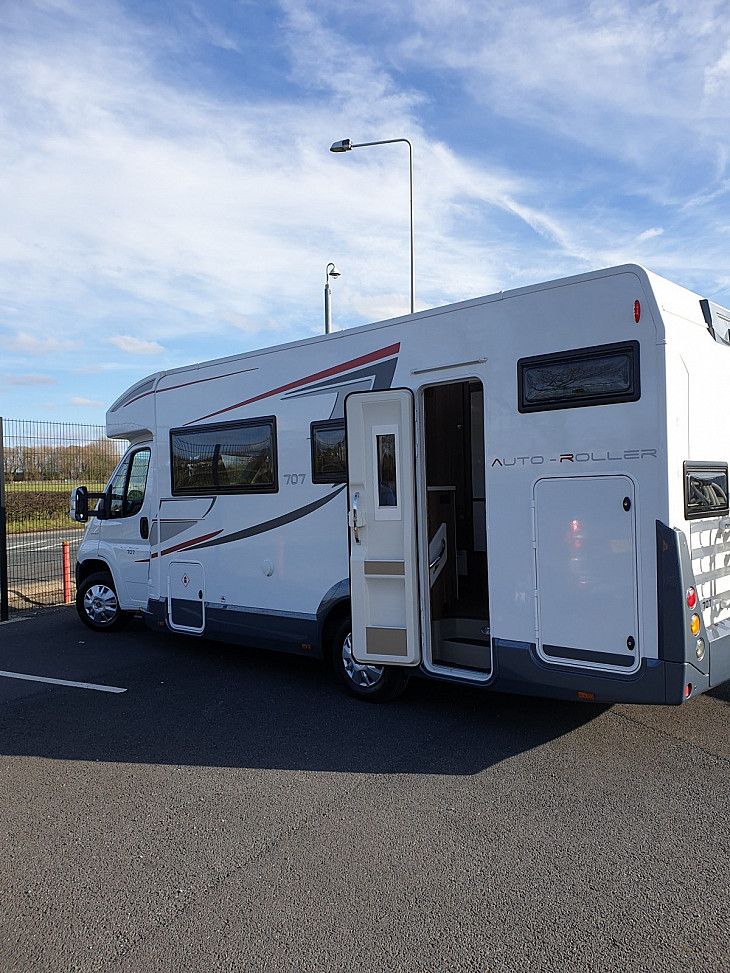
[685,683,692,699]
[686,587,697,609]
[634,300,641,323]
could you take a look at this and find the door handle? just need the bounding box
[352,492,361,544]
[140,516,149,540]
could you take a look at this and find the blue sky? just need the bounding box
[1,0,729,424]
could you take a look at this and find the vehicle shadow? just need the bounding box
[708,679,730,704]
[0,615,611,775]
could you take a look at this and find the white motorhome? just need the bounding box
[71,264,730,704]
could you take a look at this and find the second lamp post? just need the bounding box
[330,137,415,315]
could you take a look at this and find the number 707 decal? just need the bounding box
[283,473,307,485]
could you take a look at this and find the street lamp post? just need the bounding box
[324,262,340,334]
[330,137,415,315]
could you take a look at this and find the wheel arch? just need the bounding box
[75,557,114,588]
[316,578,351,662]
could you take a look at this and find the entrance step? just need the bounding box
[435,617,490,642]
[433,636,491,672]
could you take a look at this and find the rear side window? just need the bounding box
[171,418,277,494]
[684,463,729,520]
[311,420,346,483]
[518,341,640,412]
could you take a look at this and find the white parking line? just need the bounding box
[0,670,127,693]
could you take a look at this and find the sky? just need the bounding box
[1,0,729,425]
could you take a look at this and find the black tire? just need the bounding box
[76,571,133,632]
[330,617,410,702]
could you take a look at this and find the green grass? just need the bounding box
[5,480,108,492]
[4,482,107,534]
[7,519,87,535]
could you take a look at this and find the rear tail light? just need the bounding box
[686,587,697,609]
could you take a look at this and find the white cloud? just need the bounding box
[219,311,287,335]
[704,40,730,99]
[70,396,104,407]
[187,2,243,52]
[3,373,57,386]
[107,335,166,355]
[0,0,548,344]
[391,0,730,196]
[5,332,74,355]
[637,227,664,243]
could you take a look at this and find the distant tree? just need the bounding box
[2,425,122,485]
[3,444,25,481]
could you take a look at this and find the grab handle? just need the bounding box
[352,492,361,544]
[429,538,446,572]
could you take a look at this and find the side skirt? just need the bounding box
[143,599,322,659]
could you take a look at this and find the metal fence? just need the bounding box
[0,418,125,619]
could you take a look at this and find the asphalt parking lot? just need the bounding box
[1,607,729,973]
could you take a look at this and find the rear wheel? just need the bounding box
[76,571,132,632]
[330,617,410,702]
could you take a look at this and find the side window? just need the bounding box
[518,341,640,412]
[171,418,277,494]
[311,420,346,483]
[684,463,729,520]
[126,449,151,515]
[108,448,151,519]
[108,460,129,518]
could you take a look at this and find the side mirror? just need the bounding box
[70,486,110,522]
[71,486,89,523]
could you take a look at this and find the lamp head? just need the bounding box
[326,262,341,281]
[329,139,352,153]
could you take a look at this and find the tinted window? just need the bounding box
[684,463,729,520]
[311,421,346,483]
[126,449,151,515]
[171,419,277,494]
[108,448,150,518]
[518,341,640,412]
[377,433,397,507]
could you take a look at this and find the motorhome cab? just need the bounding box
[71,264,730,704]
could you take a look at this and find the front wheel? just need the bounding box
[330,617,410,702]
[76,571,132,632]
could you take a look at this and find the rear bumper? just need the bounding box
[707,627,730,689]
[488,639,709,704]
[480,519,730,704]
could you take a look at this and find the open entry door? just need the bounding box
[345,389,421,667]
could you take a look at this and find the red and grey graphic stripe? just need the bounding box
[138,488,344,562]
[147,529,224,560]
[183,486,346,552]
[187,342,400,424]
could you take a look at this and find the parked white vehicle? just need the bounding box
[71,264,730,704]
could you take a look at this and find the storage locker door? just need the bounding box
[534,475,640,673]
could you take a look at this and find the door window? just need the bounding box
[377,433,398,506]
[372,425,401,520]
[108,448,151,519]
